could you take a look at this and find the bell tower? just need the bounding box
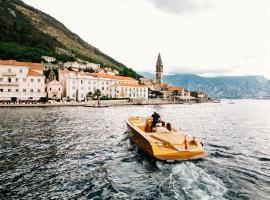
[156,53,163,85]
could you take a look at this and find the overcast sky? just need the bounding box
[23,0,270,78]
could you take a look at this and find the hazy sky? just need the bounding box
[23,0,270,78]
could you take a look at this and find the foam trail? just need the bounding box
[158,162,227,200]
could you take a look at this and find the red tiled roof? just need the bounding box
[0,60,44,71]
[167,86,183,91]
[89,73,136,81]
[111,83,146,87]
[60,70,137,81]
[28,69,43,76]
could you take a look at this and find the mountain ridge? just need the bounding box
[140,72,270,99]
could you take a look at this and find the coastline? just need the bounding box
[0,99,219,108]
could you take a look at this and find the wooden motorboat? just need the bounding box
[126,116,207,161]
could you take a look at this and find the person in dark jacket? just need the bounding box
[151,112,161,130]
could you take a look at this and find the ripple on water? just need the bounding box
[0,100,270,199]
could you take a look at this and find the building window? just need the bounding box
[72,86,75,90]
[8,69,11,73]
[8,77,11,83]
[16,89,19,92]
[23,89,26,92]
[0,78,3,82]
[30,89,33,92]
[38,89,41,92]
[81,80,83,84]
[0,89,3,92]
[59,88,60,91]
[16,78,19,82]
[31,79,34,82]
[50,88,52,91]
[38,79,41,83]
[23,78,26,82]
[72,93,75,97]
[20,69,23,73]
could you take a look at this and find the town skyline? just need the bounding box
[23,0,270,79]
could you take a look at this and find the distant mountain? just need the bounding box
[140,72,270,99]
[0,0,140,79]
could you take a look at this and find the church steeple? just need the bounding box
[156,53,163,85]
[156,53,163,66]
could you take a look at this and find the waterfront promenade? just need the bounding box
[0,99,214,107]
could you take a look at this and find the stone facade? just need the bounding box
[46,80,63,100]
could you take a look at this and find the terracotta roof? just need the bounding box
[111,83,147,87]
[60,70,136,81]
[0,60,44,71]
[89,73,136,81]
[28,69,43,76]
[167,86,183,91]
[60,69,73,75]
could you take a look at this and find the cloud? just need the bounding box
[148,0,212,16]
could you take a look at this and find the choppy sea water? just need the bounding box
[0,100,269,200]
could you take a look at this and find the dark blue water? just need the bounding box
[0,100,269,199]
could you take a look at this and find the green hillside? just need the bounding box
[0,0,140,79]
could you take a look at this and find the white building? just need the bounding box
[110,83,148,99]
[46,80,63,100]
[86,63,100,70]
[0,60,46,101]
[42,56,56,63]
[59,70,147,101]
[63,61,100,71]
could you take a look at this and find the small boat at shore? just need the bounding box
[126,117,207,161]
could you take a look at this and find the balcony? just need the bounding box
[0,83,19,87]
[2,72,16,76]
[0,92,46,100]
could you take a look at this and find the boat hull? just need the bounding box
[126,117,206,161]
[127,122,154,157]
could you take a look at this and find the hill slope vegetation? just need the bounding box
[0,0,140,79]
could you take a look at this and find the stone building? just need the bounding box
[46,80,63,100]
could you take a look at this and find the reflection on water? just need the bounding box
[0,100,269,199]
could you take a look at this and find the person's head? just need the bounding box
[166,123,172,131]
[161,121,165,126]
